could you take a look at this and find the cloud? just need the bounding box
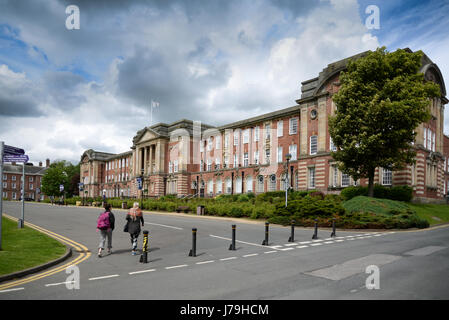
[0,64,43,117]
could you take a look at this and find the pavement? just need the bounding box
[0,200,448,300]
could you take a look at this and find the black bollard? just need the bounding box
[288,219,295,242]
[312,219,318,240]
[262,222,269,245]
[229,225,236,250]
[189,228,197,257]
[330,218,336,238]
[140,230,149,263]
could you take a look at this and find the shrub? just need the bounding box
[340,186,368,201]
[237,194,250,202]
[388,185,413,202]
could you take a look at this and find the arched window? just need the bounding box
[269,174,276,191]
[235,177,242,194]
[225,178,232,194]
[216,178,222,194]
[245,176,253,193]
[257,175,264,193]
[207,180,214,196]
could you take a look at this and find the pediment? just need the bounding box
[135,128,159,145]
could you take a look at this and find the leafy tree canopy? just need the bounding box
[41,160,80,197]
[328,47,440,196]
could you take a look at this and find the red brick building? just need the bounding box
[81,49,449,203]
[2,160,50,201]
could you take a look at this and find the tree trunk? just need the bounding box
[367,168,375,197]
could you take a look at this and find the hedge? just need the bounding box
[340,185,413,202]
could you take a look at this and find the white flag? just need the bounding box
[151,100,160,108]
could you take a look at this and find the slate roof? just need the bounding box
[2,163,48,175]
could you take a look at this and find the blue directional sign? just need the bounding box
[4,145,25,156]
[3,154,29,163]
[137,177,143,190]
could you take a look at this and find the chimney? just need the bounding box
[39,161,43,167]
[46,159,50,167]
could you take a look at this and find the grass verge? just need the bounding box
[0,216,66,276]
[408,203,449,226]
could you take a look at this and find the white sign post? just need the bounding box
[0,141,4,250]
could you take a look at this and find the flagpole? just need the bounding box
[150,99,153,125]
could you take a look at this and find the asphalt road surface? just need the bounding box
[1,201,448,300]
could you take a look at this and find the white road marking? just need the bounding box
[145,222,183,230]
[299,241,312,244]
[310,243,323,246]
[129,269,156,275]
[264,251,278,254]
[280,247,295,251]
[196,260,215,265]
[243,253,259,257]
[209,234,282,250]
[335,240,345,242]
[296,245,309,249]
[284,243,298,246]
[165,264,188,270]
[0,287,25,293]
[89,274,120,281]
[45,281,75,287]
[312,239,324,242]
[324,241,335,244]
[220,257,237,261]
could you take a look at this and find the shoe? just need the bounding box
[107,249,112,254]
[132,251,137,255]
[98,249,102,258]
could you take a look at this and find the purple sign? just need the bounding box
[4,145,25,156]
[3,154,29,163]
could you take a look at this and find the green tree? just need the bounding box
[328,47,440,197]
[41,161,80,198]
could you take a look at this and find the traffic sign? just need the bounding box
[137,177,143,190]
[4,145,25,156]
[3,154,29,163]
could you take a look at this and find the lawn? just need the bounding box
[408,203,449,226]
[0,216,67,276]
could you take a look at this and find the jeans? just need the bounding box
[99,229,112,249]
[130,233,139,250]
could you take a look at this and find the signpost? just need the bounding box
[0,142,4,250]
[1,144,28,231]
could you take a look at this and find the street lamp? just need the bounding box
[285,153,292,207]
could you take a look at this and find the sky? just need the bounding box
[0,0,448,165]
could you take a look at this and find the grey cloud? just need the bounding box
[114,44,231,124]
[43,71,87,110]
[269,0,323,17]
[0,96,43,117]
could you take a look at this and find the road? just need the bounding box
[0,201,448,300]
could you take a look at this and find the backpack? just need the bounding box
[97,211,111,230]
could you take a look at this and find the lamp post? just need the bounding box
[285,153,291,207]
